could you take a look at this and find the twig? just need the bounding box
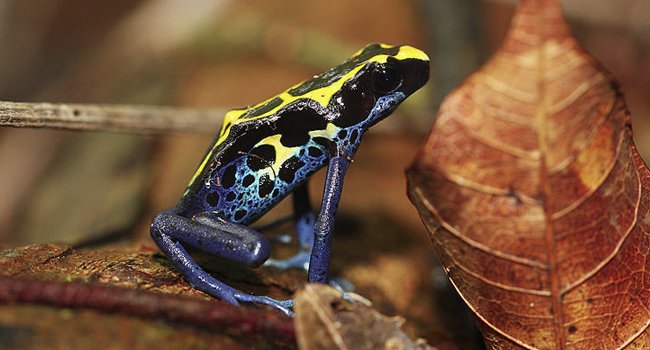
[0,100,226,134]
[0,276,296,346]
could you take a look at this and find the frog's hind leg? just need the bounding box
[264,183,314,271]
[150,209,294,315]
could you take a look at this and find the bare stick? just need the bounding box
[0,100,226,134]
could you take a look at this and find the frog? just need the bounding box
[150,43,430,316]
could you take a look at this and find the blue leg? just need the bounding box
[264,183,315,271]
[308,156,351,283]
[151,210,294,315]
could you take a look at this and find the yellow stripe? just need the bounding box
[395,45,430,61]
[255,134,300,178]
[308,122,339,139]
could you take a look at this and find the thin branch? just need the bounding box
[0,277,296,346]
[0,100,226,134]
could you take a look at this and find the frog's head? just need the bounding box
[328,43,430,130]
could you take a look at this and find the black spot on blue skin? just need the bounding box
[206,192,219,207]
[242,174,255,187]
[338,129,348,139]
[258,174,274,198]
[247,144,276,171]
[313,137,337,156]
[272,188,280,197]
[350,129,359,143]
[234,210,247,221]
[221,165,237,188]
[279,156,306,183]
[313,137,329,147]
[308,147,323,158]
[226,192,236,201]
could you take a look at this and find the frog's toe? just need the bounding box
[328,278,356,305]
[328,279,373,307]
[260,297,294,317]
[235,293,294,316]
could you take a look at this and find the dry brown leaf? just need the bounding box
[407,0,650,349]
[294,284,433,350]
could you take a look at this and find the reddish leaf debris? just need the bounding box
[0,243,296,348]
[408,0,650,348]
[0,277,296,346]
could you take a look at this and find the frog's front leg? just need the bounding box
[308,155,351,283]
[150,209,294,315]
[264,183,315,271]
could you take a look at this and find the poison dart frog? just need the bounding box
[151,43,429,315]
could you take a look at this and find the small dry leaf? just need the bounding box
[294,284,433,350]
[408,0,650,349]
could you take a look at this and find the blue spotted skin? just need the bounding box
[182,95,403,225]
[151,43,430,315]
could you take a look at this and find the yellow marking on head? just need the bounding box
[396,45,430,61]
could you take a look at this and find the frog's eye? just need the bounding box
[371,63,403,94]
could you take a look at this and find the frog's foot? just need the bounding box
[264,250,310,271]
[151,210,295,316]
[329,278,355,304]
[234,293,294,316]
[154,229,295,315]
